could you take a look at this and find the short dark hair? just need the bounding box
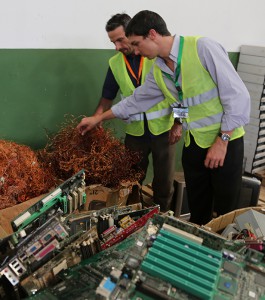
[105,13,131,32]
[126,10,171,38]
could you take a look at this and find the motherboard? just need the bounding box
[24,215,265,300]
[1,169,265,299]
[0,170,159,299]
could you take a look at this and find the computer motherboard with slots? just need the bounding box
[0,170,160,300]
[21,214,265,300]
[1,169,265,299]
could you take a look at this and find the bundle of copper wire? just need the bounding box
[0,140,56,210]
[38,115,143,188]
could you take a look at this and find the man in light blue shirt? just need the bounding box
[77,10,250,225]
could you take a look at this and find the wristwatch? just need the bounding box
[218,132,231,142]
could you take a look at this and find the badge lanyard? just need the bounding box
[162,36,184,102]
[123,55,144,86]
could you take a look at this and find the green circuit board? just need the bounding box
[27,215,265,300]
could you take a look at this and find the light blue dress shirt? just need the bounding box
[111,36,250,132]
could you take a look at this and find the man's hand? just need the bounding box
[77,109,116,136]
[76,115,101,136]
[169,123,182,145]
[204,137,228,168]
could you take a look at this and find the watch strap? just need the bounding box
[218,132,231,141]
[174,118,183,125]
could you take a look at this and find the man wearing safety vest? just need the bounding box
[90,13,181,212]
[77,11,250,225]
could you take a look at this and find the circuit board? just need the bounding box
[0,169,159,300]
[26,214,265,300]
[2,168,265,300]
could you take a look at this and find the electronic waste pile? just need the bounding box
[1,170,265,300]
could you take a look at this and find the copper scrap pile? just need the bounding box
[38,115,143,188]
[0,140,56,210]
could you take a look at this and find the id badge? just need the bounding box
[173,106,189,119]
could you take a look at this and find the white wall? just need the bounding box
[0,0,264,51]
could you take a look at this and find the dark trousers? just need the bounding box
[182,135,243,225]
[125,133,176,211]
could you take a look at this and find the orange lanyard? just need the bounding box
[123,55,144,86]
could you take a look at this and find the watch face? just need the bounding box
[221,133,230,141]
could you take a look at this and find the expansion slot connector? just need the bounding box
[141,227,222,299]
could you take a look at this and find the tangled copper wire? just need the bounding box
[38,115,143,188]
[0,140,56,210]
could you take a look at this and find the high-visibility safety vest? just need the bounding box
[109,53,174,136]
[153,36,244,148]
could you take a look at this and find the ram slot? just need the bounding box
[13,211,31,228]
[42,188,62,205]
[141,228,222,300]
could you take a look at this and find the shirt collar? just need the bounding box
[156,35,180,73]
[170,35,180,62]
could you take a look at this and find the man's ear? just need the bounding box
[148,29,157,40]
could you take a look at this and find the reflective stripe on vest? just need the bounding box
[130,107,172,121]
[187,112,223,130]
[182,86,218,107]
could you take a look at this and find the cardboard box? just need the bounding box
[0,193,48,238]
[204,206,265,234]
[84,182,140,211]
[0,182,140,238]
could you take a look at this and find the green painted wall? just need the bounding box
[0,49,119,149]
[0,50,239,182]
[228,52,240,69]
